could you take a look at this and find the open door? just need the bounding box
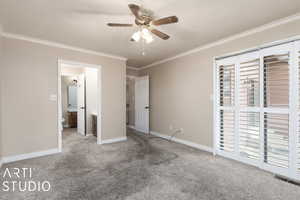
[135,76,149,133]
[77,74,86,135]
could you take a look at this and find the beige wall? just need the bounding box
[61,66,84,75]
[1,37,126,157]
[140,19,300,148]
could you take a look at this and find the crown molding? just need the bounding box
[1,32,127,61]
[139,12,300,70]
[126,66,141,70]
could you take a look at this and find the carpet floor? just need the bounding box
[0,128,300,200]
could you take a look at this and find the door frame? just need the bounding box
[57,59,102,152]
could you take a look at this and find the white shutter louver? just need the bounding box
[239,59,260,107]
[219,110,235,152]
[264,113,289,168]
[239,112,260,160]
[219,64,235,106]
[263,53,289,108]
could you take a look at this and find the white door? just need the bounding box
[135,76,150,133]
[77,74,86,135]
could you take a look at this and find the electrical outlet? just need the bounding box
[169,125,173,130]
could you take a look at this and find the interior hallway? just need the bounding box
[0,129,300,200]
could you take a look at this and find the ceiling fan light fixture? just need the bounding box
[145,35,154,44]
[142,28,154,44]
[107,4,177,43]
[131,28,154,43]
[131,31,141,42]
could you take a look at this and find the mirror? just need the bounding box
[68,86,77,111]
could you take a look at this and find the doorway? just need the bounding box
[126,75,149,133]
[135,76,150,133]
[58,60,101,152]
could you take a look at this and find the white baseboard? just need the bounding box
[127,125,135,129]
[129,126,149,134]
[150,131,213,153]
[134,128,148,134]
[128,125,153,135]
[100,137,127,144]
[2,148,60,164]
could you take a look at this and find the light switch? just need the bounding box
[49,94,57,102]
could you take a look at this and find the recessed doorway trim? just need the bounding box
[57,59,102,152]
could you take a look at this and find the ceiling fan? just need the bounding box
[107,4,178,43]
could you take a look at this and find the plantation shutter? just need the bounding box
[263,53,289,108]
[239,111,260,160]
[238,53,261,162]
[219,110,235,152]
[217,58,237,153]
[219,64,235,106]
[263,113,289,168]
[262,47,291,170]
[239,58,260,107]
[215,41,300,181]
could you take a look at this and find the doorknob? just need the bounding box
[145,106,149,109]
[80,106,85,109]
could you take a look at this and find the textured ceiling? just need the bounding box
[1,0,300,67]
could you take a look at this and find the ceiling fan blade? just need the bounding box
[151,16,178,26]
[107,23,133,27]
[128,4,141,20]
[150,29,170,40]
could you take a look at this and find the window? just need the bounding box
[215,41,300,181]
